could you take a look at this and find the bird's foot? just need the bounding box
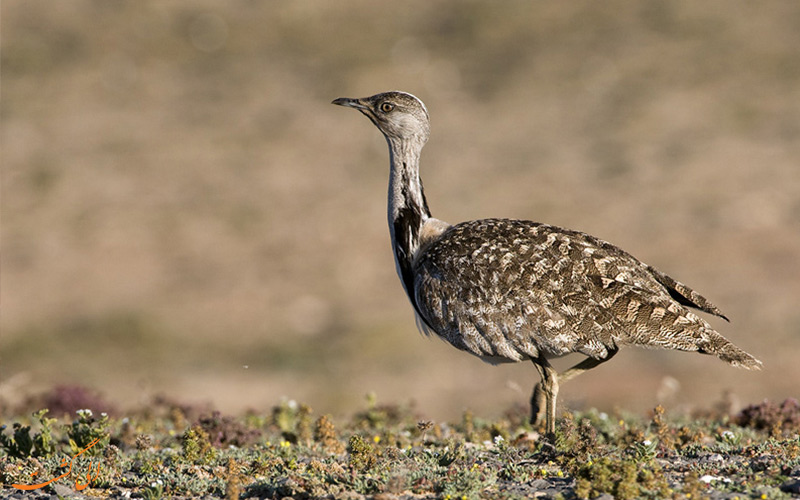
[537,433,558,457]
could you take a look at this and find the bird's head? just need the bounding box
[332,91,430,145]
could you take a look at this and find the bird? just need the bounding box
[332,90,762,438]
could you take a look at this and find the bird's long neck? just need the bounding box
[387,137,431,298]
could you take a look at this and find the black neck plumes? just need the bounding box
[387,138,431,302]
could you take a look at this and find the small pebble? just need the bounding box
[699,452,724,464]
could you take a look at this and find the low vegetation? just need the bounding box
[2,390,800,499]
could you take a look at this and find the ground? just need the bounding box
[2,390,799,499]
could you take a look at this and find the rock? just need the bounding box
[780,479,800,494]
[52,483,84,498]
[527,479,551,490]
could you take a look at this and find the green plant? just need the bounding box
[141,479,165,500]
[573,454,670,500]
[630,438,658,462]
[438,462,497,500]
[182,424,216,464]
[717,429,743,449]
[32,409,59,457]
[295,404,313,444]
[1,423,33,459]
[347,434,377,472]
[67,409,110,455]
[0,409,59,458]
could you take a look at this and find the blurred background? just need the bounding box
[2,1,799,420]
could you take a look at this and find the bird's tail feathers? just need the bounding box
[702,335,762,370]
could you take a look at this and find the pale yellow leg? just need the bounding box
[531,358,559,438]
[530,348,619,434]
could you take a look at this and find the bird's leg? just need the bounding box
[560,348,618,383]
[530,349,619,430]
[529,381,546,429]
[531,358,559,440]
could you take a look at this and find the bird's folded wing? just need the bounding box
[412,218,721,362]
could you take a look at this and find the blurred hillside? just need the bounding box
[2,1,799,419]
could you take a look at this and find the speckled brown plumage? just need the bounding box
[414,218,757,366]
[333,91,761,438]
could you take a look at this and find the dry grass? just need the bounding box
[2,1,799,420]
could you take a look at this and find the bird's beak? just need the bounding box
[332,97,368,110]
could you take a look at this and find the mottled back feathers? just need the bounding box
[412,218,761,369]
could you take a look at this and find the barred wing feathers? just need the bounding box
[412,218,761,369]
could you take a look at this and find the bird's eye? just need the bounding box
[380,102,395,113]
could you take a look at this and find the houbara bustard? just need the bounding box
[332,91,761,437]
